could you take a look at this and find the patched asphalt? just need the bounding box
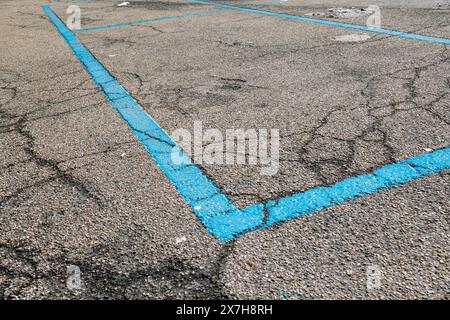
[0,0,448,299]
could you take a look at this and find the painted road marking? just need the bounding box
[74,9,230,32]
[43,5,450,241]
[191,0,450,45]
[42,4,254,232]
[74,1,283,33]
[262,148,450,227]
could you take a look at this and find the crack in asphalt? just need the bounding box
[1,3,448,299]
[0,70,106,208]
[99,40,449,206]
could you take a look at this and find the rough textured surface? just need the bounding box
[0,0,448,299]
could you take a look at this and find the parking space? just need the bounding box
[0,0,448,299]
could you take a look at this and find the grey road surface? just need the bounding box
[0,0,448,299]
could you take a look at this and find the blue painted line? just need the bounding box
[263,147,450,227]
[73,9,229,32]
[206,147,450,239]
[43,5,450,242]
[74,1,284,33]
[191,0,450,45]
[42,5,259,238]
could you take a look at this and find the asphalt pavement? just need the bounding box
[0,0,448,299]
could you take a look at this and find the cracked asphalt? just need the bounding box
[1,0,449,299]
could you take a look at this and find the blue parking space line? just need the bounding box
[43,4,450,242]
[42,5,247,234]
[191,0,450,45]
[261,147,450,227]
[206,147,450,240]
[74,9,229,32]
[74,1,284,33]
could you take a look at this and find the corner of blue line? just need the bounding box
[42,3,450,243]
